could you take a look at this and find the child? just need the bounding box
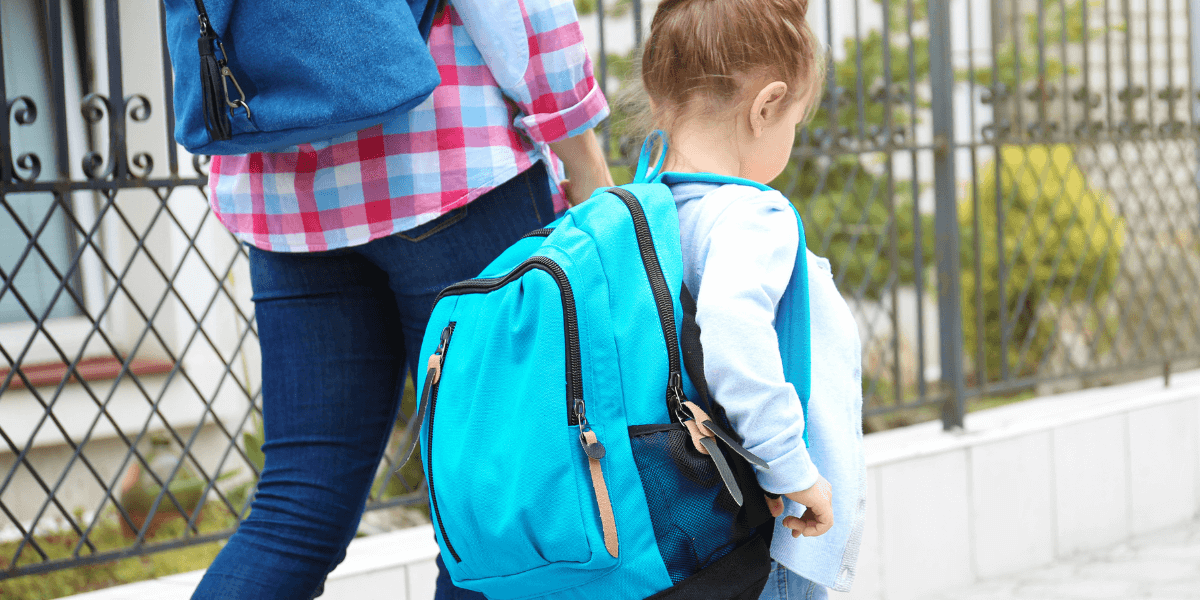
[637,0,867,597]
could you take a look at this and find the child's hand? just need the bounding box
[764,476,834,538]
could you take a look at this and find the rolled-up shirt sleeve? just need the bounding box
[453,0,610,144]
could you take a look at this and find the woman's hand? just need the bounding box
[765,475,834,538]
[548,129,613,206]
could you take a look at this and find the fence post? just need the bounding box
[930,0,967,430]
[1190,0,1200,204]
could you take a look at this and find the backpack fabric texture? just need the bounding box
[162,0,441,155]
[408,135,814,599]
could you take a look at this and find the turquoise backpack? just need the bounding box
[402,134,812,599]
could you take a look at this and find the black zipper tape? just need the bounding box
[426,322,461,562]
[436,256,584,426]
[606,188,688,420]
[520,227,555,239]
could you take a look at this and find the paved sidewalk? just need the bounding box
[922,518,1200,599]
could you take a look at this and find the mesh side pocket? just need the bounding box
[629,425,755,584]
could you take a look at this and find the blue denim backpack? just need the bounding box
[403,134,813,599]
[162,0,441,155]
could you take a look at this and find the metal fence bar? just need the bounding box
[45,0,69,180]
[930,0,966,430]
[0,3,9,188]
[881,0,903,410]
[907,0,929,401]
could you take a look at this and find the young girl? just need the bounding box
[637,0,867,597]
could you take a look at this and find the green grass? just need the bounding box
[0,502,243,600]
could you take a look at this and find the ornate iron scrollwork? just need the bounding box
[193,154,212,178]
[1115,120,1151,137]
[126,95,154,179]
[1157,87,1184,102]
[126,94,152,123]
[981,119,1012,142]
[7,96,42,183]
[1117,86,1146,103]
[1074,120,1105,138]
[1025,121,1060,138]
[980,83,1009,105]
[79,93,157,180]
[8,96,38,125]
[13,153,42,183]
[1026,84,1059,103]
[130,153,154,180]
[1072,87,1102,109]
[81,93,115,180]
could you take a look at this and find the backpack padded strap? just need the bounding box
[679,283,713,414]
[644,535,771,599]
[777,206,812,448]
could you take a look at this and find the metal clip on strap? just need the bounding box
[220,64,252,120]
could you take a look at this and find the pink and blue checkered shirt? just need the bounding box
[208,0,609,253]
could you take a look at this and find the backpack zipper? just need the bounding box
[520,227,555,239]
[436,256,584,426]
[434,257,617,560]
[606,188,689,421]
[425,322,460,562]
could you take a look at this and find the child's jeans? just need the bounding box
[759,561,828,600]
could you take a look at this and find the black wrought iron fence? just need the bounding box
[3,0,1200,584]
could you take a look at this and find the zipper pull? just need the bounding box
[437,324,453,354]
[581,429,619,558]
[427,324,453,384]
[395,323,454,469]
[575,399,606,459]
[668,372,689,423]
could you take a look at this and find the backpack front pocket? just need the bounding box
[424,258,620,598]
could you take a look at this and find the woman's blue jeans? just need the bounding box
[192,163,554,600]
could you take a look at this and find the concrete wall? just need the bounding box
[837,369,1200,600]
[60,369,1200,600]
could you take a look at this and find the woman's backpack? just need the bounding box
[161,0,442,155]
[401,136,813,599]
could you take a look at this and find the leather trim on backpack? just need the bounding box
[583,430,619,558]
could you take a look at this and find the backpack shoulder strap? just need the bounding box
[654,171,773,191]
[677,212,812,449]
[775,205,812,448]
[634,130,812,445]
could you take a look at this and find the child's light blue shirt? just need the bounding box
[671,182,867,592]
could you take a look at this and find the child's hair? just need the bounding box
[635,0,825,132]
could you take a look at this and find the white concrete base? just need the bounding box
[835,369,1200,600]
[62,370,1200,600]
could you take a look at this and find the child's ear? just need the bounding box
[749,81,790,138]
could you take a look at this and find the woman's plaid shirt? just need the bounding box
[208,0,609,252]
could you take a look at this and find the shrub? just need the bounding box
[960,144,1124,380]
[776,155,935,301]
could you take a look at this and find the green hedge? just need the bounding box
[960,144,1124,379]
